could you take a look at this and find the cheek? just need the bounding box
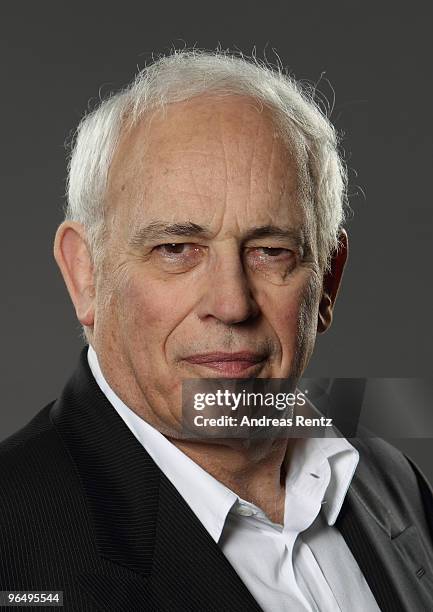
[259,273,321,351]
[116,276,194,353]
[118,282,169,338]
[274,296,306,351]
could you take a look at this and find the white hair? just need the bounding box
[66,49,347,270]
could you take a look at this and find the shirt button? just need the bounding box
[236,505,256,517]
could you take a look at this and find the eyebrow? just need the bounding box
[128,222,212,248]
[128,221,307,249]
[242,225,306,248]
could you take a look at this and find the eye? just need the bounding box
[245,246,297,277]
[249,246,295,260]
[154,243,192,255]
[257,247,290,257]
[151,243,205,271]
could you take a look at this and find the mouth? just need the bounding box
[182,351,267,378]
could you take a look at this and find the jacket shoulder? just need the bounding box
[0,399,88,515]
[0,402,95,588]
[0,401,73,484]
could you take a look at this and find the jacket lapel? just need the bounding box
[50,348,262,611]
[337,441,433,612]
[150,474,263,611]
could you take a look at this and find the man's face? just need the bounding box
[92,95,323,434]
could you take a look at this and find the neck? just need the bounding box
[169,437,294,524]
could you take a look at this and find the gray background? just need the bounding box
[1,2,432,481]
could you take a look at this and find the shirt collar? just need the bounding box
[87,345,358,540]
[314,436,359,525]
[285,435,359,527]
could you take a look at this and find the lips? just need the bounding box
[183,351,266,376]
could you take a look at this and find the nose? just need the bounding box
[196,254,260,325]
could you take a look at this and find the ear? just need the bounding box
[317,230,348,333]
[53,221,95,328]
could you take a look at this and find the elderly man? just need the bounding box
[1,50,432,611]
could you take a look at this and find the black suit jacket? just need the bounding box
[1,348,432,611]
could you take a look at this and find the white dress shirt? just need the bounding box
[87,345,380,611]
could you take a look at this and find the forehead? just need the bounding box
[106,94,306,234]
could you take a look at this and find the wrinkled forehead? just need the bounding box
[105,94,312,239]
